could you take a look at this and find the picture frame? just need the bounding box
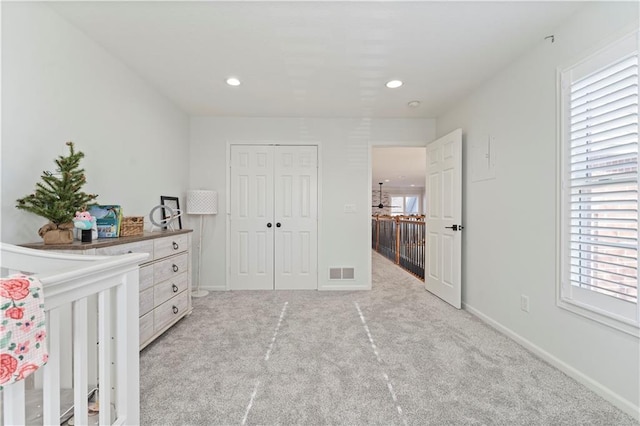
[160,195,182,230]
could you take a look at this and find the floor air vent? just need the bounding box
[342,268,355,279]
[329,267,355,280]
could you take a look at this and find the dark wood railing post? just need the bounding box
[395,216,401,265]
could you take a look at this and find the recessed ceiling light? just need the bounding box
[385,80,403,89]
[385,179,390,182]
[226,77,241,86]
[407,100,421,108]
[410,184,416,187]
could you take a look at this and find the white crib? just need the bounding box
[1,243,148,426]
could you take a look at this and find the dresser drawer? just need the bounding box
[154,234,188,260]
[154,291,188,332]
[139,264,154,291]
[96,240,154,260]
[140,287,154,316]
[27,230,192,352]
[154,253,188,283]
[140,311,154,345]
[154,272,188,307]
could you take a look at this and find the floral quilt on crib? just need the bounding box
[0,274,48,389]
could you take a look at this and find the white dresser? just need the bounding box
[23,230,193,350]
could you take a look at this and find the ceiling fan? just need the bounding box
[372,182,401,209]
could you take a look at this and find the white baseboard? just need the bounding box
[199,285,371,291]
[318,284,371,291]
[200,285,227,291]
[463,302,639,421]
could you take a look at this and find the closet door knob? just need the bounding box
[276,223,281,228]
[267,223,272,228]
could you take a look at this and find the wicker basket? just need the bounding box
[120,216,144,237]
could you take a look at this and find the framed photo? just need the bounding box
[160,195,182,230]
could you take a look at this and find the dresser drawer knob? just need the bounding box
[172,284,179,293]
[128,250,133,254]
[172,264,179,272]
[172,241,179,250]
[172,306,179,314]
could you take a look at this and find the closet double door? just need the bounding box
[230,145,318,290]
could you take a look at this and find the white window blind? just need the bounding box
[559,31,640,334]
[569,53,639,304]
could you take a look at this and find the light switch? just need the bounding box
[471,134,497,182]
[343,204,356,213]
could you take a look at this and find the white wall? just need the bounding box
[437,2,639,417]
[189,117,435,291]
[1,3,190,244]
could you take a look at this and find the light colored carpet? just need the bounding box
[140,251,637,425]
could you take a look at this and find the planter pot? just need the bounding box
[38,222,74,245]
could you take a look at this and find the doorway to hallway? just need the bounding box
[371,146,427,280]
[370,129,463,309]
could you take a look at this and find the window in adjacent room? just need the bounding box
[390,195,421,216]
[558,31,639,335]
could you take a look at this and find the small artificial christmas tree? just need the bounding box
[16,141,98,243]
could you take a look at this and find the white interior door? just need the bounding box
[229,145,318,290]
[425,129,463,308]
[230,145,274,290]
[274,146,318,289]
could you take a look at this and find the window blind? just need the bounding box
[569,53,639,303]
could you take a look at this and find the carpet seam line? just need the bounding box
[355,301,408,426]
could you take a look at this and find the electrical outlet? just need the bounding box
[520,295,530,313]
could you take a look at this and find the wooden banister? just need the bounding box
[371,215,425,280]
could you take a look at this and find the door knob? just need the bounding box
[445,225,464,231]
[267,223,272,228]
[276,222,281,228]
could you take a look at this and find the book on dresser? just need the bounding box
[21,229,193,350]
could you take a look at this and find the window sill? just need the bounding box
[558,297,639,338]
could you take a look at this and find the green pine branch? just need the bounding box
[16,142,98,225]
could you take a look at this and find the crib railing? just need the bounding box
[1,243,148,426]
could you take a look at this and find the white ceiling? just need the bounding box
[47,1,587,190]
[372,147,426,188]
[49,1,586,118]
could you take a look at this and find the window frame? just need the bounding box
[557,30,640,337]
[389,192,423,216]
